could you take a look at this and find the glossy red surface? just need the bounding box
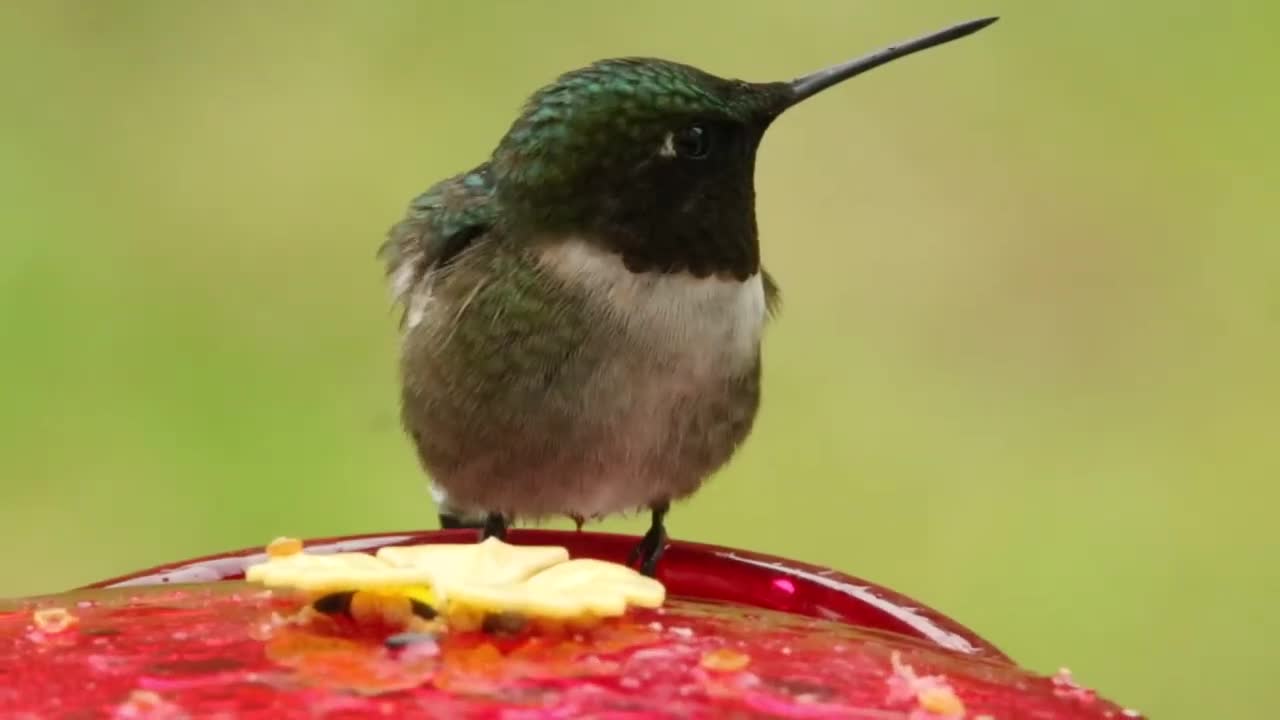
[0,530,1144,718]
[90,529,1007,662]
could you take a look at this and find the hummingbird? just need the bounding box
[380,17,997,575]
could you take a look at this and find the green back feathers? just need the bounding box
[379,165,497,305]
[407,167,496,257]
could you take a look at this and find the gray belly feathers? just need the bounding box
[399,239,766,520]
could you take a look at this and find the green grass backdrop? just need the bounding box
[2,2,1277,718]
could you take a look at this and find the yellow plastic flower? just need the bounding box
[446,558,666,620]
[377,538,569,590]
[246,551,434,593]
[244,537,665,631]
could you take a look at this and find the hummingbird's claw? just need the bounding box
[481,513,509,541]
[627,501,670,577]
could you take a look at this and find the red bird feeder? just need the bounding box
[0,530,1141,718]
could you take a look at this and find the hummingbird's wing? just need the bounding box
[379,164,497,325]
[761,269,781,317]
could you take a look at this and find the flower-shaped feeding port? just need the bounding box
[245,536,666,633]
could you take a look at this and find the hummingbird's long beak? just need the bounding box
[783,16,998,108]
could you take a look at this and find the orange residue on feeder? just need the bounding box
[495,622,655,680]
[1052,666,1098,704]
[432,641,507,693]
[347,590,425,629]
[266,626,435,695]
[111,689,185,720]
[506,636,589,666]
[918,685,966,716]
[32,607,78,634]
[266,625,368,665]
[886,651,966,718]
[265,536,303,558]
[700,647,751,672]
[442,641,504,676]
[588,619,665,654]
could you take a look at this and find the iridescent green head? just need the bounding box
[490,17,997,278]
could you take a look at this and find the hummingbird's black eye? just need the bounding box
[673,124,711,159]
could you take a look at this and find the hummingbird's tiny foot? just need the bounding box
[480,513,509,541]
[626,524,667,577]
[627,501,670,577]
[570,514,585,532]
[638,528,667,577]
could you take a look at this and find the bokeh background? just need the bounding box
[2,1,1276,717]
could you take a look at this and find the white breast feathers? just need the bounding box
[537,239,766,373]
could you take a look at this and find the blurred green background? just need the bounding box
[2,1,1276,717]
